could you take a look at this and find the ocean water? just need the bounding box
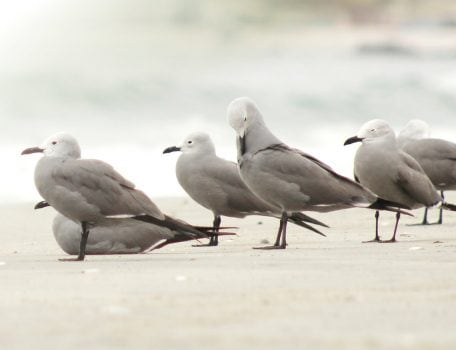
[2,1,456,202]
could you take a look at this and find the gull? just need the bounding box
[34,201,222,255]
[163,132,328,247]
[345,119,456,242]
[227,97,405,248]
[21,132,213,260]
[397,119,456,224]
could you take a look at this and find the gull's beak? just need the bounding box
[21,146,44,155]
[163,146,181,154]
[34,201,50,210]
[239,135,246,155]
[343,136,363,146]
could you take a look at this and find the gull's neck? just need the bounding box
[243,121,283,155]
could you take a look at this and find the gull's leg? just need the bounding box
[413,190,444,225]
[381,212,400,243]
[407,207,429,226]
[254,212,288,250]
[273,219,284,246]
[193,215,221,247]
[78,221,90,259]
[437,191,444,225]
[363,210,381,243]
[60,221,89,261]
[279,212,288,249]
[421,208,429,225]
[211,215,221,246]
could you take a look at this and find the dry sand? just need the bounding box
[1,196,456,350]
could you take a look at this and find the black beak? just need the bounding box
[163,146,181,154]
[34,201,50,210]
[344,136,363,146]
[21,146,44,155]
[239,135,246,155]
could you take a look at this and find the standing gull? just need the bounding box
[397,119,456,224]
[163,132,328,247]
[34,202,222,255]
[22,133,213,261]
[344,119,456,242]
[227,97,403,249]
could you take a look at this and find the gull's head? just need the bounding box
[227,97,263,137]
[163,132,215,155]
[21,132,81,159]
[398,119,430,140]
[344,119,394,146]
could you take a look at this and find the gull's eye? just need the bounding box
[187,140,193,144]
[370,129,375,132]
[52,141,57,145]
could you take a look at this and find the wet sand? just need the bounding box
[1,197,456,350]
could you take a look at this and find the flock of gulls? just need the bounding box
[21,97,456,261]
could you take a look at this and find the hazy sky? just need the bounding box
[3,1,456,202]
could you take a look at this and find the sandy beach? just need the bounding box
[1,197,456,350]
